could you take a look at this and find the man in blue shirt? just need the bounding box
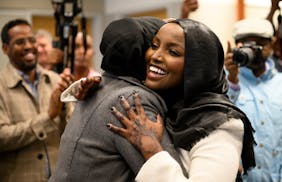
[225,18,282,182]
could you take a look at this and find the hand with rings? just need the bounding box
[107,91,164,160]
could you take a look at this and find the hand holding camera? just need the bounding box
[232,41,263,67]
[224,41,264,84]
[224,41,240,84]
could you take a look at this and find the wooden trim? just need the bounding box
[129,8,167,19]
[237,0,245,20]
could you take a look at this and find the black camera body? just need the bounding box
[52,0,85,73]
[232,41,263,67]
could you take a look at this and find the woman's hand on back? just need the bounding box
[107,92,164,160]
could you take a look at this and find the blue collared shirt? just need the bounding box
[227,58,282,182]
[17,69,40,100]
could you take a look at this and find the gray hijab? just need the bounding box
[165,19,256,174]
[100,17,164,81]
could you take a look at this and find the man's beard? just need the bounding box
[20,62,37,72]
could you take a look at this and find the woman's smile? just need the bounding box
[144,22,185,90]
[147,64,168,80]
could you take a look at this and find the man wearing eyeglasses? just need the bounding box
[0,19,73,182]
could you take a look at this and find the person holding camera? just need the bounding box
[225,18,282,182]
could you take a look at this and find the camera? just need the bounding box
[52,0,86,73]
[232,41,263,67]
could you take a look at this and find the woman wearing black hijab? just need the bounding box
[108,19,255,181]
[49,17,185,182]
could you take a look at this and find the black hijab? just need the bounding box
[100,17,189,177]
[164,19,256,174]
[100,17,165,81]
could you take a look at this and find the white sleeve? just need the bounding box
[184,118,243,182]
[135,151,188,182]
[135,118,243,182]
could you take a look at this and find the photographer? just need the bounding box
[224,18,282,182]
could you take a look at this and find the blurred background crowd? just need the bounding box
[0,0,278,73]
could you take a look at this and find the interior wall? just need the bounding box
[0,0,99,71]
[0,0,274,71]
[32,16,57,38]
[188,0,272,52]
[0,11,31,70]
[189,0,237,51]
[32,16,92,41]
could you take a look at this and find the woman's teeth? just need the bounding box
[149,65,166,75]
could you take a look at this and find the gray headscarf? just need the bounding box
[100,17,164,81]
[164,19,256,174]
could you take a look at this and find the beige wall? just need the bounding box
[0,0,273,70]
[189,0,272,52]
[31,16,92,41]
[0,0,100,70]
[189,0,237,52]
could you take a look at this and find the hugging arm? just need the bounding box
[106,93,243,182]
[107,92,163,160]
[107,92,189,181]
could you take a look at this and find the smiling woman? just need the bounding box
[108,18,256,182]
[145,22,185,90]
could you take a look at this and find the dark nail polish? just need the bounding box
[106,123,111,128]
[133,91,138,97]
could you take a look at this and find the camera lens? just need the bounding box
[232,47,254,67]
